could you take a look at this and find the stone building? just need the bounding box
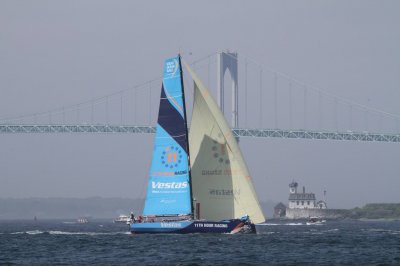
[273,202,287,218]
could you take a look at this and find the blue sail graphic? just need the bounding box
[143,56,192,216]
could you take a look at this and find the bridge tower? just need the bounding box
[217,51,239,128]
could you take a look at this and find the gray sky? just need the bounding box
[1,0,399,209]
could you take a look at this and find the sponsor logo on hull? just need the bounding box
[161,222,182,228]
[193,223,228,228]
[130,220,246,234]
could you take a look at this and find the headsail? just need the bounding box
[143,56,192,216]
[184,61,265,224]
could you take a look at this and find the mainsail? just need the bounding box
[184,62,265,224]
[143,56,192,216]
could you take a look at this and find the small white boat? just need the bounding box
[77,217,89,224]
[306,216,326,225]
[113,215,131,224]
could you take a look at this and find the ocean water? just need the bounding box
[0,219,399,265]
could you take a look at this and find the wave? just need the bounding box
[326,228,339,232]
[258,223,304,226]
[366,228,400,235]
[49,231,130,236]
[11,230,43,235]
[9,230,130,236]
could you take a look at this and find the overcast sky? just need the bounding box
[0,0,399,209]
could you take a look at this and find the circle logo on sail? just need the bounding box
[212,140,230,165]
[161,146,183,169]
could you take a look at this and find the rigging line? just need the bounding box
[91,99,94,124]
[190,51,218,67]
[228,51,400,120]
[334,98,338,131]
[76,104,80,124]
[105,97,109,124]
[62,107,65,124]
[149,81,152,124]
[289,81,293,129]
[259,68,263,128]
[0,54,215,123]
[207,55,211,88]
[318,92,323,130]
[349,104,353,130]
[120,94,123,125]
[44,98,106,122]
[303,86,307,129]
[245,58,248,128]
[0,78,162,123]
[274,73,278,129]
[9,50,393,124]
[134,90,137,124]
[0,56,206,124]
[138,146,153,214]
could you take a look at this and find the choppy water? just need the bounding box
[1,219,399,265]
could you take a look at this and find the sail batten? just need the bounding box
[184,61,265,224]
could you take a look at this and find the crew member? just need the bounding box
[130,212,136,223]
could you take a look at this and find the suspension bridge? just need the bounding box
[1,52,399,143]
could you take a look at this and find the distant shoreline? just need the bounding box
[1,198,399,220]
[283,203,400,220]
[345,203,400,220]
[0,197,144,220]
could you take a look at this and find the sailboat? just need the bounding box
[130,55,265,234]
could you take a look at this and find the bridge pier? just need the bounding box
[217,51,239,129]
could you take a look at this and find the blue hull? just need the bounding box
[130,219,252,234]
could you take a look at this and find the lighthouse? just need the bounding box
[288,181,317,209]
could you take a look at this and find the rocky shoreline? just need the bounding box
[284,203,400,220]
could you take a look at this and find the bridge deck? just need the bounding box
[0,124,399,142]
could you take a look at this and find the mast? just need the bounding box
[178,54,194,217]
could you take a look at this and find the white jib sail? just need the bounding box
[184,61,265,224]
